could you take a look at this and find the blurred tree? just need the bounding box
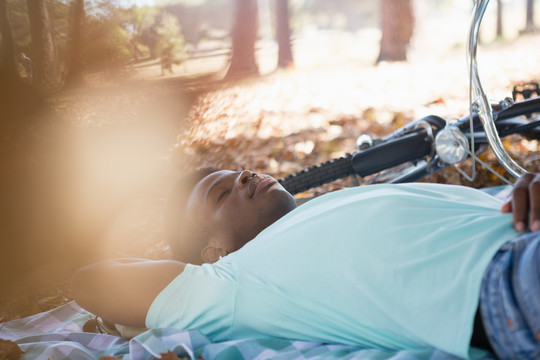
[276,0,293,68]
[496,0,503,38]
[47,1,71,68]
[292,0,377,32]
[0,0,19,81]
[64,0,85,87]
[162,1,233,50]
[83,1,133,75]
[7,0,31,56]
[156,12,185,75]
[226,0,259,77]
[376,0,414,63]
[124,6,160,59]
[521,0,536,33]
[140,23,160,58]
[0,0,41,127]
[26,0,59,89]
[0,0,22,124]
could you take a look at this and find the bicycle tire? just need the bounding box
[278,154,355,195]
[279,129,432,194]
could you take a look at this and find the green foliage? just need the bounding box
[133,6,160,32]
[122,5,161,58]
[84,20,133,71]
[47,0,70,72]
[6,0,69,56]
[83,1,134,72]
[291,0,378,31]
[156,12,185,74]
[6,0,31,52]
[3,0,192,78]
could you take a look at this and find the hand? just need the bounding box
[501,173,540,232]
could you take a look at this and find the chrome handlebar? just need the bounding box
[467,0,527,178]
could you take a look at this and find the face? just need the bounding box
[186,170,297,260]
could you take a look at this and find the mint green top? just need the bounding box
[147,183,517,358]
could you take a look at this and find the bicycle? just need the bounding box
[278,0,540,196]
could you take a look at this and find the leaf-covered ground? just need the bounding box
[1,31,539,324]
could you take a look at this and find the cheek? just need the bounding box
[216,200,244,226]
[218,193,293,241]
[219,201,256,225]
[216,200,263,239]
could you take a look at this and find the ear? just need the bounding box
[201,245,227,264]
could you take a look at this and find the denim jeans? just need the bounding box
[479,232,540,359]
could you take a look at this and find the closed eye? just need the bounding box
[217,190,230,202]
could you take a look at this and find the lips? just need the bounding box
[248,175,276,198]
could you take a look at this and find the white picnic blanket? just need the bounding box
[0,301,494,360]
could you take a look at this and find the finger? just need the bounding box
[512,173,534,232]
[529,173,540,232]
[501,200,512,214]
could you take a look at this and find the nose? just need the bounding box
[237,170,256,189]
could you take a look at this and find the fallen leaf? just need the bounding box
[0,339,24,360]
[160,350,182,359]
[425,97,446,106]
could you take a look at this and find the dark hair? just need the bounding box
[165,167,220,264]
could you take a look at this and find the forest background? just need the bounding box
[0,0,539,321]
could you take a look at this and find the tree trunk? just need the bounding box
[276,0,293,68]
[376,0,414,63]
[64,0,85,87]
[226,0,259,78]
[26,0,58,89]
[0,0,40,127]
[0,0,18,80]
[496,0,503,38]
[0,0,19,122]
[524,0,536,32]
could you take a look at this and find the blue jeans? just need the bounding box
[480,232,540,359]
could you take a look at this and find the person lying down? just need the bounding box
[71,170,540,360]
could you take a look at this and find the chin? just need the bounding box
[268,189,297,216]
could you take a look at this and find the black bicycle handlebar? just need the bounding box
[278,96,540,195]
[351,130,432,177]
[279,129,433,194]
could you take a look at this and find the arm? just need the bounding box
[501,173,540,232]
[71,258,185,328]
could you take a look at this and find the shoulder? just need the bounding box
[146,262,238,333]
